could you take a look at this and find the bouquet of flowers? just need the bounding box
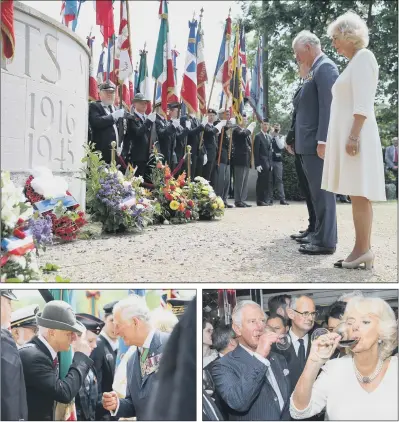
[1,171,43,282]
[151,160,198,224]
[82,144,156,233]
[188,177,225,220]
[24,167,87,241]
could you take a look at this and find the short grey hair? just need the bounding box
[292,30,321,49]
[232,300,262,328]
[338,291,364,302]
[327,11,369,49]
[113,295,150,323]
[289,295,314,311]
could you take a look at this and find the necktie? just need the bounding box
[108,105,113,114]
[264,361,284,411]
[298,338,305,370]
[53,356,59,378]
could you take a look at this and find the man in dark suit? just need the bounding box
[19,300,94,421]
[74,313,105,421]
[274,295,317,393]
[211,300,291,421]
[88,82,126,164]
[1,289,28,422]
[213,109,234,208]
[123,93,156,179]
[232,115,256,208]
[102,295,170,420]
[286,79,317,241]
[90,301,119,421]
[293,31,339,255]
[204,324,238,420]
[202,108,220,183]
[254,119,273,206]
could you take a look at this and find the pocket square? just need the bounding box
[283,369,290,376]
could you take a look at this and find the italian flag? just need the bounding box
[152,0,178,115]
[137,49,152,114]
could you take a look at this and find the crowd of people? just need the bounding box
[202,290,398,421]
[1,290,196,421]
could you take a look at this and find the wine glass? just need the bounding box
[334,319,359,348]
[311,328,335,359]
[263,326,292,351]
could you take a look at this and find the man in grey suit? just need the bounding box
[102,296,169,420]
[292,30,339,255]
[254,119,273,206]
[211,301,291,421]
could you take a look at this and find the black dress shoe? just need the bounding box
[235,202,246,208]
[299,244,336,255]
[290,230,311,240]
[224,202,234,208]
[243,202,252,207]
[296,234,313,244]
[280,200,289,205]
[340,198,351,203]
[268,201,274,206]
[257,201,268,206]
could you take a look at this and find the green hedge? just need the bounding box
[274,151,305,201]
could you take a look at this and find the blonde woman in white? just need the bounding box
[321,11,386,270]
[290,297,398,420]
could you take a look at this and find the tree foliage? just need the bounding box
[241,0,398,143]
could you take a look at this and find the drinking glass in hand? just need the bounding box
[334,319,359,348]
[264,327,292,351]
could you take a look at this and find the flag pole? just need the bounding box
[227,20,236,163]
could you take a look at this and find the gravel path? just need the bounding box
[42,201,397,283]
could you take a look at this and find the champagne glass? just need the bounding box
[311,328,335,359]
[263,326,292,351]
[334,319,359,348]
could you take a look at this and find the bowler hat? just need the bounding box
[11,304,39,328]
[0,289,18,301]
[99,81,116,92]
[76,313,105,335]
[132,93,149,102]
[36,300,85,333]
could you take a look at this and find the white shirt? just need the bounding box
[111,329,155,417]
[100,332,119,352]
[239,344,285,411]
[134,110,145,121]
[38,334,57,360]
[289,328,309,357]
[290,356,398,420]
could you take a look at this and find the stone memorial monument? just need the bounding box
[1,1,90,206]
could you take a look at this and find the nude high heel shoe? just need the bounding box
[334,249,375,270]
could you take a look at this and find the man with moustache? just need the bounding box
[102,295,170,420]
[90,301,119,421]
[211,300,291,420]
[19,300,93,421]
[1,290,28,421]
[11,304,39,348]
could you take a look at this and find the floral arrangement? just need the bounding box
[1,171,43,282]
[151,160,198,223]
[188,177,225,220]
[24,168,87,242]
[82,143,156,233]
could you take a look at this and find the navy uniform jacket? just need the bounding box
[211,346,291,421]
[214,119,232,165]
[155,115,176,165]
[115,331,170,420]
[1,329,28,421]
[124,112,152,164]
[203,124,219,163]
[19,336,93,421]
[254,131,273,170]
[232,127,252,167]
[75,367,100,421]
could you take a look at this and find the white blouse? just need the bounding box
[290,355,398,420]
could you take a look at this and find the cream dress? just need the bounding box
[322,49,386,201]
[290,355,398,420]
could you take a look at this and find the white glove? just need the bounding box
[172,119,180,128]
[201,116,208,127]
[229,117,236,125]
[215,122,223,133]
[147,112,157,123]
[186,120,192,130]
[112,108,125,120]
[247,122,256,134]
[256,165,263,172]
[203,154,208,165]
[220,120,227,127]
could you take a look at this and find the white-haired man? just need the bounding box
[292,30,339,255]
[211,300,291,420]
[102,295,170,420]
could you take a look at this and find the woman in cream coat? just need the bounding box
[321,11,386,270]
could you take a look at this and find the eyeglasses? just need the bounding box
[293,310,318,319]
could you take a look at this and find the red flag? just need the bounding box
[87,36,99,101]
[1,0,15,61]
[95,0,114,45]
[196,21,208,115]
